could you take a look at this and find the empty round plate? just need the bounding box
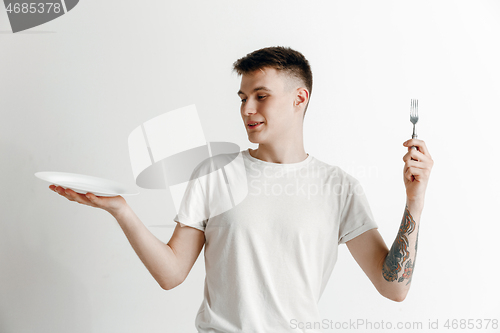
[35,171,139,197]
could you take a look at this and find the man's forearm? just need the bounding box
[111,205,180,290]
[381,200,422,299]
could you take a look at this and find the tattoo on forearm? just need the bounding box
[401,259,413,282]
[382,205,417,283]
[402,226,419,285]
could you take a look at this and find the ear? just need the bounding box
[294,87,309,109]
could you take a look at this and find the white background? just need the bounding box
[1,1,499,332]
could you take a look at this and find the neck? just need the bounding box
[249,116,308,164]
[250,143,308,164]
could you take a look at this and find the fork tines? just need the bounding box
[410,99,419,142]
[410,99,418,121]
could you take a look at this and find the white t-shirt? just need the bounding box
[173,149,378,333]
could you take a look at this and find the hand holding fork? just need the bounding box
[402,98,434,205]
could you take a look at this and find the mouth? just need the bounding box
[248,122,264,128]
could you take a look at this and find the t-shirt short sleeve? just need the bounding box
[338,176,378,244]
[173,168,209,232]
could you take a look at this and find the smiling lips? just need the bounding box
[248,121,264,128]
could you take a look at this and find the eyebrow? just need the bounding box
[237,86,272,96]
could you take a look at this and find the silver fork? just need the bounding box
[410,99,419,151]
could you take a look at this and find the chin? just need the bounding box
[247,131,267,144]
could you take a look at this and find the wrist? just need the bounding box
[109,202,132,221]
[406,198,424,218]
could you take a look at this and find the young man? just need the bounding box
[51,46,434,332]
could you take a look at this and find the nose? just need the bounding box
[241,100,256,116]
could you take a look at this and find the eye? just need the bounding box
[240,98,247,103]
[258,95,267,100]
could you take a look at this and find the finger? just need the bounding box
[403,139,430,157]
[404,166,424,182]
[64,188,95,206]
[405,164,431,182]
[404,166,416,182]
[403,139,431,158]
[403,149,421,162]
[402,149,433,164]
[404,159,433,180]
[404,162,419,178]
[404,159,424,170]
[53,186,84,204]
[85,192,102,207]
[53,185,71,198]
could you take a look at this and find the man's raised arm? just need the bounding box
[346,139,433,302]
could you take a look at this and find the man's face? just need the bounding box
[237,67,300,145]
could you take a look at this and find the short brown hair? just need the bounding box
[233,46,313,115]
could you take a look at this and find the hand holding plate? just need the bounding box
[50,185,127,217]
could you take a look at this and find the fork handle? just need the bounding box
[411,134,418,163]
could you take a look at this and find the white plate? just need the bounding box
[35,171,139,197]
